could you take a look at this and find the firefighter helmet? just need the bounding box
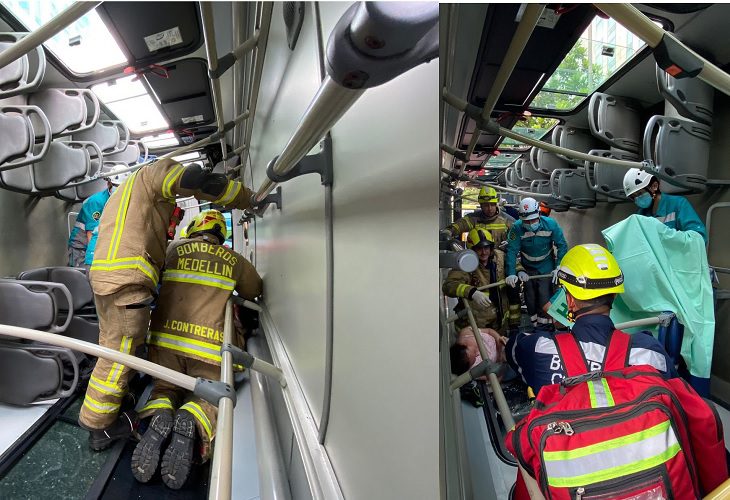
[466,228,494,250]
[478,186,499,204]
[185,210,228,243]
[557,244,625,300]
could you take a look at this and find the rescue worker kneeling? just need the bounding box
[130,210,262,489]
[506,244,727,499]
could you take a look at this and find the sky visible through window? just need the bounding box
[2,0,127,74]
[92,76,169,134]
[529,16,649,111]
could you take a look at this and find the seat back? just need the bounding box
[530,147,569,174]
[643,115,711,192]
[28,88,100,138]
[552,125,603,167]
[0,279,73,333]
[17,267,94,312]
[73,120,124,155]
[504,165,532,190]
[0,33,46,99]
[585,149,640,201]
[550,168,596,208]
[0,105,51,171]
[656,64,713,126]
[529,179,570,212]
[588,92,642,153]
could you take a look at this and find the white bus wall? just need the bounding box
[245,2,438,499]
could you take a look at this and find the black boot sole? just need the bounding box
[131,413,173,483]
[161,413,196,490]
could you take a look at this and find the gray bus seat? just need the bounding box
[530,179,570,212]
[0,280,79,405]
[504,165,532,190]
[515,154,549,183]
[530,147,569,174]
[0,141,102,194]
[28,88,100,138]
[550,168,596,208]
[0,33,46,99]
[56,154,110,202]
[585,149,640,201]
[552,125,604,167]
[643,115,711,192]
[17,267,98,345]
[0,105,51,171]
[18,267,95,313]
[73,120,123,155]
[656,64,713,126]
[105,140,148,165]
[14,268,98,368]
[588,93,642,153]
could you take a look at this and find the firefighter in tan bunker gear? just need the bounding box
[79,158,256,451]
[130,210,262,489]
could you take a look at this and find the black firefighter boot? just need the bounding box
[86,410,139,451]
[130,411,174,483]
[161,409,197,490]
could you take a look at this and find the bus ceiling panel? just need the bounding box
[142,58,215,131]
[96,2,203,71]
[467,4,596,112]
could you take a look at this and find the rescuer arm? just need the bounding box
[676,197,708,244]
[235,258,263,300]
[160,160,256,211]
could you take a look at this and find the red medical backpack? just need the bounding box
[505,330,727,500]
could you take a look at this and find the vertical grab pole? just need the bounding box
[209,300,235,500]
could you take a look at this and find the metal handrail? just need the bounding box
[441,167,554,200]
[209,300,236,500]
[0,1,100,70]
[0,324,199,391]
[252,77,363,204]
[459,4,544,176]
[200,3,261,162]
[237,3,274,173]
[442,89,645,170]
[200,2,228,158]
[595,4,730,98]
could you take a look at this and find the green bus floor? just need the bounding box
[0,414,113,499]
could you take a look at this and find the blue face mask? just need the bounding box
[634,192,653,209]
[526,221,540,232]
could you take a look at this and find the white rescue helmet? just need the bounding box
[518,197,540,220]
[108,169,132,186]
[623,168,654,198]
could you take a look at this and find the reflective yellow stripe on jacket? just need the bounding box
[107,170,138,260]
[162,269,235,290]
[148,331,222,364]
[162,163,186,201]
[91,256,160,286]
[140,396,174,413]
[213,181,243,206]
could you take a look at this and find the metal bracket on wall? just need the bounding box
[249,186,282,216]
[266,134,333,187]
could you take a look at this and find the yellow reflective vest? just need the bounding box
[90,158,254,296]
[147,236,263,365]
[447,211,512,246]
